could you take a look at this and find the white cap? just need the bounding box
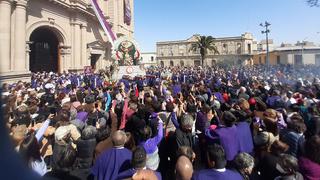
[61,97,70,106]
[44,83,54,89]
[2,92,10,96]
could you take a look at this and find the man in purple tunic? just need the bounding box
[192,144,242,180]
[205,111,241,161]
[91,130,132,180]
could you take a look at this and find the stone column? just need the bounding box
[14,0,28,72]
[0,0,12,73]
[71,22,81,70]
[81,24,87,67]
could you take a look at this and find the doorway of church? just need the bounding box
[90,54,101,70]
[29,27,60,73]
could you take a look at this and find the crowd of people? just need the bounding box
[2,64,320,180]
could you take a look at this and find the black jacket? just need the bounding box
[75,138,96,169]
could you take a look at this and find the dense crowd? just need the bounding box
[2,64,320,180]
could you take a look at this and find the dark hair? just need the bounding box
[19,133,42,164]
[58,109,70,122]
[166,102,175,112]
[270,140,289,156]
[69,94,77,103]
[54,145,77,171]
[142,126,152,141]
[201,104,211,114]
[305,135,320,164]
[221,111,237,127]
[233,152,254,171]
[278,154,299,175]
[81,125,97,140]
[263,117,279,136]
[96,127,111,142]
[132,146,147,169]
[287,120,306,133]
[207,144,227,169]
[76,91,85,104]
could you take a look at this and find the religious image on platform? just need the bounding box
[1,0,320,180]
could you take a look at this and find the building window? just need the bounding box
[316,54,320,66]
[180,60,184,67]
[194,60,201,66]
[237,43,242,54]
[151,56,154,61]
[160,61,164,67]
[294,55,303,65]
[259,56,262,64]
[170,60,174,66]
[212,59,217,66]
[247,44,251,54]
[223,44,228,54]
[277,55,281,64]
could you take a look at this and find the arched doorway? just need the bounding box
[160,61,164,67]
[29,27,60,72]
[180,60,184,67]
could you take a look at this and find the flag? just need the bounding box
[90,0,116,46]
[124,0,131,25]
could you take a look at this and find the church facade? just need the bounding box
[0,0,134,83]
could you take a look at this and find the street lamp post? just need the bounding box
[260,21,271,67]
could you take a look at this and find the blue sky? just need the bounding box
[134,0,320,52]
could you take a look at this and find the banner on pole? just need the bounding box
[90,0,117,46]
[124,0,131,25]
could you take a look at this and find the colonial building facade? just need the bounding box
[156,33,257,67]
[140,52,157,67]
[0,0,134,82]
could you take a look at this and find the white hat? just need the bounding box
[61,97,70,105]
[27,88,35,92]
[44,83,54,89]
[2,92,10,96]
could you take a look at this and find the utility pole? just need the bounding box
[260,21,271,67]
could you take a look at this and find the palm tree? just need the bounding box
[190,35,219,67]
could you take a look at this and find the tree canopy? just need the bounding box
[307,0,320,7]
[190,35,219,67]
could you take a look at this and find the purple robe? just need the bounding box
[92,147,132,180]
[205,125,240,161]
[172,84,181,96]
[192,169,242,180]
[236,122,254,154]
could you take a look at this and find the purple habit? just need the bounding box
[192,169,242,180]
[92,147,132,180]
[205,125,240,161]
[236,121,254,154]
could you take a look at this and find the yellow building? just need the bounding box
[253,42,320,66]
[253,51,279,65]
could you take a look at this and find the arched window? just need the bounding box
[237,43,242,54]
[223,44,228,54]
[151,56,154,61]
[170,60,174,66]
[160,61,164,67]
[211,59,217,66]
[180,60,184,67]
